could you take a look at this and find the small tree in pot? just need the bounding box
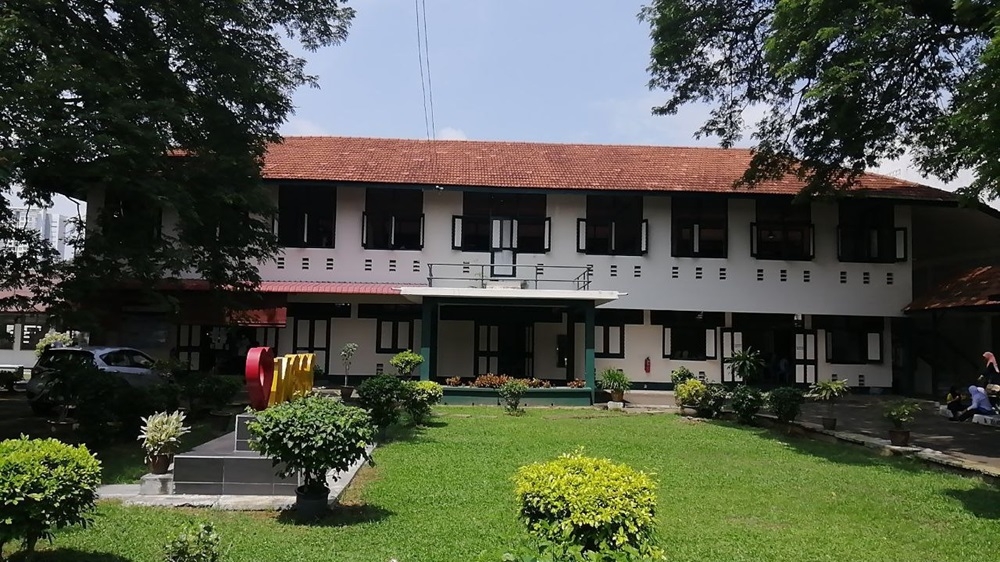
[670,366,694,406]
[389,349,424,379]
[340,342,358,398]
[884,401,921,447]
[597,369,631,403]
[248,394,375,521]
[806,379,850,430]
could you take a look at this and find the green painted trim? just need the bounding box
[584,304,596,394]
[420,299,438,381]
[441,387,593,406]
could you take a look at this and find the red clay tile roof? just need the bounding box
[905,266,1000,312]
[262,136,955,201]
[161,279,415,295]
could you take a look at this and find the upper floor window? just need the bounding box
[453,193,548,253]
[671,197,727,258]
[752,198,814,260]
[363,188,424,250]
[577,195,647,256]
[277,184,335,248]
[102,189,161,245]
[837,201,906,263]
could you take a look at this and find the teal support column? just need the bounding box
[584,303,596,395]
[420,299,439,381]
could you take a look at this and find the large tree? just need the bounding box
[0,0,355,326]
[640,0,998,200]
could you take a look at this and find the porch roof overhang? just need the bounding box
[397,286,623,306]
[905,265,1000,314]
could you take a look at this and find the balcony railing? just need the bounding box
[750,222,815,261]
[426,263,592,290]
[836,226,908,263]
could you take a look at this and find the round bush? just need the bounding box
[402,380,443,425]
[730,385,764,425]
[513,450,664,559]
[499,379,528,414]
[0,437,102,556]
[674,378,706,407]
[247,394,375,493]
[357,374,405,430]
[768,387,806,422]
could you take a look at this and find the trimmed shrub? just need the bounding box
[357,374,405,430]
[164,522,221,562]
[730,385,764,425]
[0,437,102,556]
[248,394,375,493]
[499,379,529,414]
[697,384,728,418]
[389,349,424,377]
[674,378,706,407]
[512,450,665,560]
[445,376,463,387]
[670,366,694,387]
[178,373,242,414]
[402,380,443,425]
[768,387,806,422]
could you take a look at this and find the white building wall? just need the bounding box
[258,185,913,319]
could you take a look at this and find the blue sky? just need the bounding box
[8,0,981,214]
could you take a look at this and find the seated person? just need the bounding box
[945,386,966,419]
[954,385,996,421]
[983,352,1000,394]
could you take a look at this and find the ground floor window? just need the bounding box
[663,326,717,360]
[377,319,414,354]
[293,319,331,375]
[20,324,45,350]
[818,316,883,364]
[0,322,14,350]
[595,324,624,358]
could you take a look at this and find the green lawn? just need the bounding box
[12,408,1000,562]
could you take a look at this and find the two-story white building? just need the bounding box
[78,136,1000,394]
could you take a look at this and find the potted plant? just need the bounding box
[806,379,850,430]
[670,366,694,406]
[674,378,706,415]
[248,394,375,521]
[727,347,764,385]
[340,342,358,399]
[138,411,191,475]
[390,349,424,379]
[598,368,631,403]
[204,376,244,430]
[884,401,921,446]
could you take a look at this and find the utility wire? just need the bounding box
[414,0,431,140]
[420,0,436,140]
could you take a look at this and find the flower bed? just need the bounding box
[441,386,593,407]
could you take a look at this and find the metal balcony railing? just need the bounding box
[426,263,593,290]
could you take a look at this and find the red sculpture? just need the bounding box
[245,346,275,411]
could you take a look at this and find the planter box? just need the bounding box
[441,387,593,407]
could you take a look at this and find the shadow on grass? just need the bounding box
[945,488,1000,519]
[276,502,394,528]
[7,548,134,561]
[380,418,447,444]
[707,418,927,473]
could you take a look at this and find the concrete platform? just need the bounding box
[172,430,299,496]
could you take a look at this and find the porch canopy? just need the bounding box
[397,283,623,390]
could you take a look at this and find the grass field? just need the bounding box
[9,408,1000,562]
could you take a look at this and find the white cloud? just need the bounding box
[437,126,468,140]
[281,117,329,137]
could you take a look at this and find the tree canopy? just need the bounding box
[640,0,999,200]
[0,0,355,326]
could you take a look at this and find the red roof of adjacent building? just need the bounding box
[262,136,954,201]
[160,279,412,296]
[905,265,1000,312]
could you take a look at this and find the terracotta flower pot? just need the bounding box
[888,429,911,447]
[821,417,837,431]
[610,390,625,403]
[147,454,172,475]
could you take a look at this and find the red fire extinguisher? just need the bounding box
[644,357,651,374]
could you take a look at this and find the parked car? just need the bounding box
[26,346,163,415]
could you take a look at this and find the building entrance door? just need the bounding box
[474,320,533,378]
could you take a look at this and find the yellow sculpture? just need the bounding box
[268,353,315,407]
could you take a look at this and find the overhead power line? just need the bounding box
[414,0,436,140]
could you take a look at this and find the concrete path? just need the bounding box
[623,390,1000,472]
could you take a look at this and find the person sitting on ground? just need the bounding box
[953,385,996,422]
[945,386,966,420]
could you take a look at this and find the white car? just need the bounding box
[25,346,162,415]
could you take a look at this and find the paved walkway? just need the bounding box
[625,390,1000,472]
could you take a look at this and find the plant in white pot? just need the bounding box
[806,379,850,430]
[138,411,191,475]
[248,394,375,521]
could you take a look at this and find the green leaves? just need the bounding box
[640,0,1000,200]
[767,386,806,422]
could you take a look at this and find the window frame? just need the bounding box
[751,199,815,261]
[578,195,647,256]
[277,183,337,249]
[454,192,549,253]
[836,201,906,263]
[817,316,884,365]
[671,197,728,258]
[363,188,425,250]
[594,323,625,359]
[375,318,415,354]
